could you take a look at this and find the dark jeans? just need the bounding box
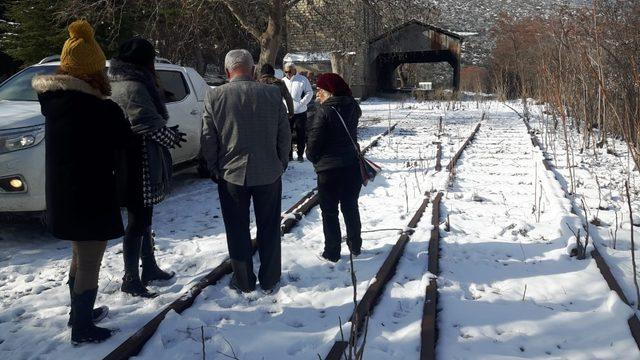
[218,178,282,291]
[290,112,307,158]
[317,163,362,259]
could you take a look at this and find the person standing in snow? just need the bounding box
[32,20,131,344]
[258,63,294,119]
[109,38,184,298]
[306,73,363,262]
[201,49,291,293]
[283,62,313,162]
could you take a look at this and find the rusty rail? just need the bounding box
[419,119,483,360]
[446,121,482,173]
[102,122,399,360]
[325,122,482,360]
[434,142,442,172]
[325,192,433,360]
[420,192,443,360]
[523,118,640,351]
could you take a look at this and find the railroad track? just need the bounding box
[418,121,481,360]
[323,120,483,360]
[421,108,638,359]
[102,121,400,360]
[522,118,640,351]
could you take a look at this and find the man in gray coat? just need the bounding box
[202,49,291,293]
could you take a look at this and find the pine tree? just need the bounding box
[0,0,20,80]
[1,0,68,66]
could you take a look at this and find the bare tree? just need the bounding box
[59,0,258,74]
[209,0,304,70]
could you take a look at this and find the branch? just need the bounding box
[215,0,262,40]
[284,0,305,11]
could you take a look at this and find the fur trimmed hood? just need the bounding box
[32,74,104,98]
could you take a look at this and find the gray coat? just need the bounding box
[109,60,172,207]
[202,75,291,186]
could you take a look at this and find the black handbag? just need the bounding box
[331,107,381,186]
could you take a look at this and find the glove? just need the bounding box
[169,125,187,148]
[148,126,185,149]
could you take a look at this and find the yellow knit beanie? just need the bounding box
[60,20,106,77]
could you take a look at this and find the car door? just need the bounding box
[156,69,199,164]
[184,67,208,154]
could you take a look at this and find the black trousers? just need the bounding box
[126,205,153,236]
[317,163,363,259]
[218,178,282,291]
[122,205,153,277]
[290,112,307,158]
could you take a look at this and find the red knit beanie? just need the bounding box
[316,73,352,97]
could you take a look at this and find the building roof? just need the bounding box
[369,19,464,44]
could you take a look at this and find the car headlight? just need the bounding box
[0,125,45,154]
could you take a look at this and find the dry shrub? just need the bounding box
[489,1,640,169]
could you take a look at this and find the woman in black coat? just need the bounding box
[33,20,132,344]
[306,73,363,262]
[109,38,184,297]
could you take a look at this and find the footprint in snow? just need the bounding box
[287,272,301,283]
[463,285,482,301]
[285,319,304,328]
[215,297,236,309]
[286,340,308,356]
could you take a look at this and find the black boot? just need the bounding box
[67,277,108,327]
[229,259,257,293]
[121,233,157,298]
[346,239,361,257]
[71,288,113,345]
[140,228,175,285]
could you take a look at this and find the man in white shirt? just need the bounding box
[283,62,314,162]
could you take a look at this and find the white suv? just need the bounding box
[0,58,210,213]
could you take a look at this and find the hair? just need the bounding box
[260,63,275,76]
[116,38,155,69]
[57,68,111,96]
[284,62,296,70]
[225,49,254,72]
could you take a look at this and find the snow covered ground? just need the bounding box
[526,103,640,318]
[436,107,638,359]
[1,99,638,359]
[132,101,481,360]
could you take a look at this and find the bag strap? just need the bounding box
[331,106,362,157]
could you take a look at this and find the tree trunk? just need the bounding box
[219,0,288,76]
[194,47,206,75]
[255,1,283,75]
[397,64,408,88]
[330,52,346,77]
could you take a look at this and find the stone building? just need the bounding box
[285,0,382,97]
[285,1,462,98]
